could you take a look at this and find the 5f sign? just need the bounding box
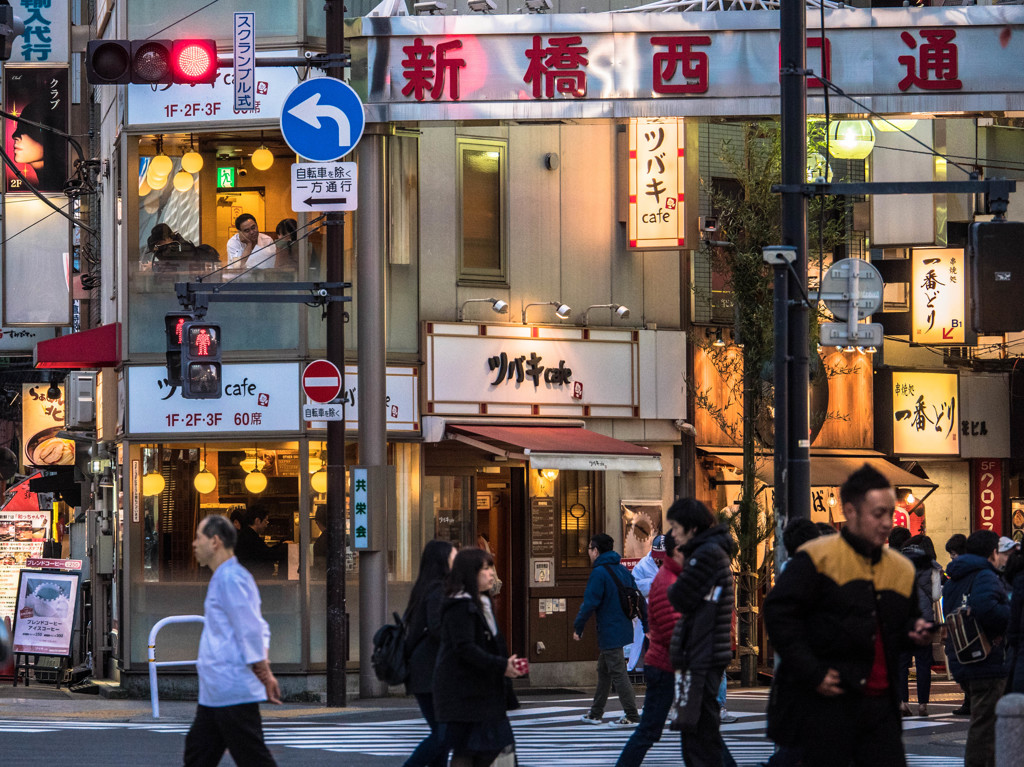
[973,459,1003,534]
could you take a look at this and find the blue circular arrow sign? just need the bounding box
[280,78,366,163]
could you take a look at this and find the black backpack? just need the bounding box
[602,564,645,621]
[371,611,410,686]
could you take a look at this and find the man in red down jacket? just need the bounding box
[614,531,682,767]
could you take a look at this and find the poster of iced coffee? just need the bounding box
[0,509,50,625]
[11,570,79,656]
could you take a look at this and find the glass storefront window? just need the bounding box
[130,441,302,666]
[558,471,600,570]
[129,135,307,354]
[128,2,299,39]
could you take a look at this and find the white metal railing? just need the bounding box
[148,614,205,718]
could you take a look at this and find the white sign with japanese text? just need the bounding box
[959,373,1010,459]
[11,569,79,657]
[291,162,358,212]
[8,0,69,64]
[892,370,959,456]
[0,510,50,626]
[0,326,56,353]
[306,365,419,432]
[233,12,256,112]
[628,118,686,250]
[912,248,966,345]
[126,363,300,436]
[127,51,311,129]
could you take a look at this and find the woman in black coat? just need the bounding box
[403,540,455,767]
[434,547,525,767]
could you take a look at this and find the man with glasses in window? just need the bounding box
[573,533,645,727]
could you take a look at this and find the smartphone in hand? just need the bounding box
[513,657,530,675]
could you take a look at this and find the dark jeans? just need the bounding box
[966,676,1005,767]
[590,647,639,719]
[183,702,278,767]
[899,646,933,704]
[615,666,674,767]
[679,667,737,767]
[405,693,448,767]
[798,693,905,767]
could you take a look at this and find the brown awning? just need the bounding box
[447,424,662,472]
[703,448,936,489]
[33,322,121,369]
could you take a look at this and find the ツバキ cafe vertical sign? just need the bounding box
[628,118,685,250]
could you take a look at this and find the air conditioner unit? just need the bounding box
[65,371,97,428]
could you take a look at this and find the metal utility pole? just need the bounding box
[325,0,348,707]
[779,0,810,523]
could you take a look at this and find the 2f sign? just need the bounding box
[974,459,1002,534]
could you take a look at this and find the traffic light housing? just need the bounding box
[970,220,1024,334]
[85,39,218,85]
[181,321,222,399]
[164,312,190,387]
[0,3,25,62]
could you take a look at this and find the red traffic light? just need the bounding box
[172,40,218,85]
[85,39,218,85]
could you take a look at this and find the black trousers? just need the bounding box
[679,667,735,767]
[799,693,905,767]
[183,702,278,767]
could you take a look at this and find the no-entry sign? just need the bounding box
[302,360,342,404]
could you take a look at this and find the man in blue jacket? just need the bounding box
[574,533,646,726]
[943,529,1010,767]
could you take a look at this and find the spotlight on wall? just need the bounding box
[525,0,551,11]
[705,328,726,348]
[414,0,446,13]
[468,0,496,11]
[522,301,572,324]
[579,304,631,326]
[538,468,559,482]
[458,297,509,321]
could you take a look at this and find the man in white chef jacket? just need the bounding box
[185,514,281,766]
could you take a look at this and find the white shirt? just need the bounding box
[196,556,271,707]
[226,232,276,270]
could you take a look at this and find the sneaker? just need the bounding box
[580,714,603,725]
[900,702,912,718]
[720,707,739,724]
[918,704,928,717]
[610,716,640,727]
[952,699,971,717]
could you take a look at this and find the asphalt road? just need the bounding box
[0,681,970,766]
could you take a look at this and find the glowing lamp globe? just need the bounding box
[827,120,875,160]
[311,469,328,495]
[142,471,165,497]
[251,146,274,171]
[173,170,194,192]
[245,469,268,494]
[139,177,152,196]
[193,469,216,494]
[149,153,173,178]
[871,118,918,133]
[181,150,204,174]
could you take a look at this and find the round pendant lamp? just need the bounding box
[827,120,875,160]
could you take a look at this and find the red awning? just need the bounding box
[33,322,121,369]
[446,424,661,472]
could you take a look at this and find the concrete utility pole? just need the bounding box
[778,0,810,523]
[325,0,348,707]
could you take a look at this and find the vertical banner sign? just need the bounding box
[973,459,1003,535]
[9,0,70,63]
[911,248,966,345]
[131,459,140,524]
[891,371,959,456]
[233,13,256,112]
[4,67,69,194]
[351,467,368,550]
[628,117,685,250]
[21,383,73,467]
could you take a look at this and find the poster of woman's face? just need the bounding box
[4,67,69,195]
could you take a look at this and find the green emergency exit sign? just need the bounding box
[217,167,235,188]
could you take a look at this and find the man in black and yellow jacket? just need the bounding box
[763,464,938,767]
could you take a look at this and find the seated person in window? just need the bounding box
[235,503,288,578]
[146,223,219,272]
[274,218,299,271]
[226,214,275,271]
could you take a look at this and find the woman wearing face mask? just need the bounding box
[433,548,525,767]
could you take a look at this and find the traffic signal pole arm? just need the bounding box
[772,178,1016,217]
[174,281,351,317]
[216,53,350,69]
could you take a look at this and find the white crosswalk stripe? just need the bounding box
[0,704,968,766]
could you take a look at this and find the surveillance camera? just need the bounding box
[762,246,797,265]
[238,168,248,177]
[699,216,718,233]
